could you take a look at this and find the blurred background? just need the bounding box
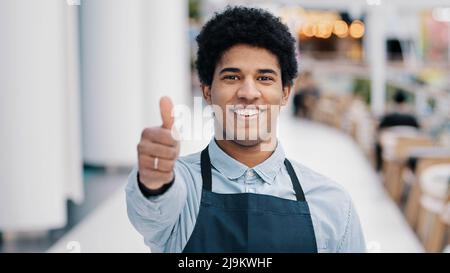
[0,0,449,253]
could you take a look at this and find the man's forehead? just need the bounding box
[216,44,281,73]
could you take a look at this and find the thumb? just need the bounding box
[160,96,174,129]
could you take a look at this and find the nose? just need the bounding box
[236,78,261,101]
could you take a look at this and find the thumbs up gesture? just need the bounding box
[137,96,180,190]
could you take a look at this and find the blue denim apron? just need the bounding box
[182,146,318,253]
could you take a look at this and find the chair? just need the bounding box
[415,164,450,252]
[417,197,449,252]
[382,135,433,203]
[405,158,450,229]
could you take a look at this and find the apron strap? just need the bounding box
[200,146,307,202]
[283,159,306,202]
[201,146,212,191]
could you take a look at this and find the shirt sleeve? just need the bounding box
[125,165,188,252]
[336,197,367,253]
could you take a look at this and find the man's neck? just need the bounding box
[214,138,276,168]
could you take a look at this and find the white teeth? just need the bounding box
[234,108,259,116]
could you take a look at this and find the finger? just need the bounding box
[138,142,178,160]
[141,127,178,147]
[160,96,174,129]
[139,155,175,172]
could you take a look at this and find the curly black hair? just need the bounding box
[393,89,407,104]
[196,6,298,87]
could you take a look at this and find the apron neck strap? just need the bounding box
[200,146,306,202]
[283,159,306,202]
[200,147,212,191]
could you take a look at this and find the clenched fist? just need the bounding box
[137,96,180,191]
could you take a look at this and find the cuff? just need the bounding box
[125,167,184,222]
[137,172,175,197]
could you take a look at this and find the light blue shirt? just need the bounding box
[126,138,366,253]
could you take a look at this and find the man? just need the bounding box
[293,70,320,118]
[375,90,420,171]
[126,6,366,253]
[379,90,419,130]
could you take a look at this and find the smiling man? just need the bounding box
[126,6,366,253]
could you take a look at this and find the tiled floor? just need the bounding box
[0,166,128,253]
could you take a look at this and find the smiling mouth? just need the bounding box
[233,108,259,118]
[230,106,266,119]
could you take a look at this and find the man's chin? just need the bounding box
[231,139,262,147]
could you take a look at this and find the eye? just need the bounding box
[257,76,274,81]
[223,75,240,81]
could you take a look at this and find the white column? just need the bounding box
[80,0,144,166]
[0,0,69,231]
[64,3,84,204]
[141,0,190,126]
[81,0,190,166]
[366,4,387,117]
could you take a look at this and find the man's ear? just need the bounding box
[280,84,292,106]
[201,84,212,105]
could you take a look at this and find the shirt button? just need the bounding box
[246,170,255,177]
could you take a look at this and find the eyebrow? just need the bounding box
[219,67,278,76]
[257,69,278,76]
[219,67,241,74]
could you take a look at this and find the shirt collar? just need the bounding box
[208,138,286,185]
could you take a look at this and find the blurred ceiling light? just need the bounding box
[333,20,348,38]
[302,23,317,37]
[316,22,333,39]
[299,10,344,39]
[432,7,450,22]
[349,20,365,38]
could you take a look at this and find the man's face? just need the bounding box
[202,44,291,147]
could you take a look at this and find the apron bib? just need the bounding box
[182,146,317,253]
